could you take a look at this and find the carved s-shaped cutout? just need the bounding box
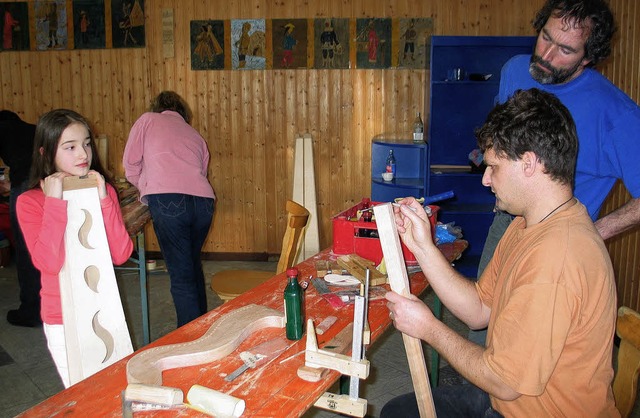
[84,265,100,293]
[92,311,115,363]
[78,209,94,249]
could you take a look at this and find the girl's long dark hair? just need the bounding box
[28,109,112,189]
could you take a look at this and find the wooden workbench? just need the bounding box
[18,242,466,417]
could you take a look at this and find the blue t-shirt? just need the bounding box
[499,55,640,220]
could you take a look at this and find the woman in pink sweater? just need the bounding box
[17,109,133,387]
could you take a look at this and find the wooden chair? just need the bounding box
[613,306,640,418]
[210,200,310,302]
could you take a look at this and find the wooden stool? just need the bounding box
[211,200,310,301]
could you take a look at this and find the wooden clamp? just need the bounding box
[304,319,369,379]
[297,322,353,382]
[305,317,369,417]
[373,203,436,418]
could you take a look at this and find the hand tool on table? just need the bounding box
[423,190,454,204]
[225,351,267,381]
[311,277,347,308]
[224,338,289,382]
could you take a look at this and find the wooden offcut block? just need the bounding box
[337,254,387,286]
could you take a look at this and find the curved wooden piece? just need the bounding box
[126,304,285,385]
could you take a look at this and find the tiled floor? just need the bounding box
[0,258,465,418]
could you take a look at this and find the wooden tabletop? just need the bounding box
[18,241,467,418]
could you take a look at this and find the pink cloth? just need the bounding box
[17,184,133,324]
[123,110,215,204]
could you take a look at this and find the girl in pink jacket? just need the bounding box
[17,109,133,387]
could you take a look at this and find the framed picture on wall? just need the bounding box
[72,0,106,49]
[313,18,349,69]
[190,20,224,70]
[1,2,30,51]
[272,18,307,69]
[396,18,433,69]
[231,19,265,70]
[355,18,391,69]
[35,0,68,50]
[111,0,144,48]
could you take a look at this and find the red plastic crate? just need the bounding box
[332,198,439,264]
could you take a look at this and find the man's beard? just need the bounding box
[529,55,582,84]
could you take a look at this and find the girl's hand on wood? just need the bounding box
[88,170,107,199]
[40,172,68,199]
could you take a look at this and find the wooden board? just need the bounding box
[315,260,343,278]
[293,133,320,262]
[126,304,285,385]
[60,176,133,385]
[373,203,436,418]
[337,254,387,286]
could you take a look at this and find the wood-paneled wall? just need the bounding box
[2,0,639,310]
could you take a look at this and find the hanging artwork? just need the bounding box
[231,19,266,70]
[111,0,145,48]
[313,18,349,69]
[72,0,106,49]
[190,20,224,70]
[396,18,433,69]
[35,0,68,51]
[355,18,391,69]
[272,18,307,69]
[0,2,30,51]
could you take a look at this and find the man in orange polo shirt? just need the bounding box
[382,89,618,417]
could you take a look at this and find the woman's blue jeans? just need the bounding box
[147,193,214,327]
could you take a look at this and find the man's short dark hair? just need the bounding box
[533,0,616,66]
[476,89,578,186]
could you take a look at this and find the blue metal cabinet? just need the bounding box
[427,36,536,277]
[371,134,428,202]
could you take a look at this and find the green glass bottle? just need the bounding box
[284,267,304,340]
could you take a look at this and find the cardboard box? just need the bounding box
[332,198,438,264]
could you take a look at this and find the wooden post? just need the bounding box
[373,203,436,418]
[293,133,320,262]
